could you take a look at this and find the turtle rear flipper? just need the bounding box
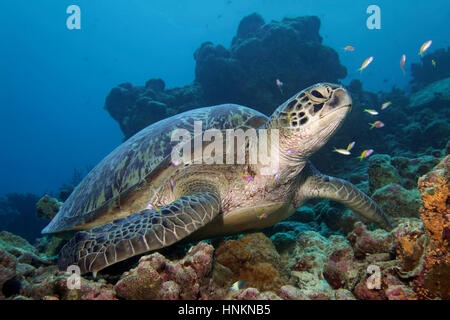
[58,191,221,275]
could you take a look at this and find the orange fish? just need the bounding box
[358,149,374,161]
[419,40,432,57]
[369,121,385,129]
[358,56,374,72]
[343,45,355,52]
[400,54,406,75]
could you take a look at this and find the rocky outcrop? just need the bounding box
[411,47,450,91]
[104,13,346,140]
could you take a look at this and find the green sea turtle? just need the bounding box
[42,83,392,275]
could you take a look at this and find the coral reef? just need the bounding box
[104,13,346,140]
[214,233,288,293]
[36,195,62,220]
[114,242,215,300]
[0,231,53,299]
[105,81,205,139]
[194,14,346,113]
[0,203,446,301]
[371,184,421,219]
[412,155,449,299]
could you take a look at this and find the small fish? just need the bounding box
[147,202,160,212]
[286,148,298,154]
[343,45,355,52]
[169,179,175,191]
[276,78,283,94]
[381,101,392,110]
[334,141,355,155]
[419,40,432,56]
[347,141,356,151]
[271,172,279,185]
[334,148,351,156]
[369,121,385,129]
[358,56,374,72]
[242,174,253,182]
[400,54,406,75]
[358,149,374,161]
[258,213,268,220]
[230,280,247,292]
[364,109,379,116]
[432,59,436,68]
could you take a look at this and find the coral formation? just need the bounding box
[214,233,288,293]
[36,195,62,220]
[1,13,449,302]
[114,242,215,300]
[371,184,421,219]
[105,81,205,139]
[194,14,346,113]
[412,155,449,299]
[411,47,450,91]
[104,13,346,140]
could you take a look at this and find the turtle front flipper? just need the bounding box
[58,191,221,275]
[297,164,393,230]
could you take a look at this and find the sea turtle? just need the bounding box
[42,83,392,275]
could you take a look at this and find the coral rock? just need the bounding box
[0,248,17,296]
[368,155,402,193]
[36,195,62,220]
[414,155,450,299]
[279,285,309,300]
[215,233,287,293]
[372,183,421,219]
[385,285,417,300]
[334,288,356,300]
[347,222,394,258]
[114,242,214,300]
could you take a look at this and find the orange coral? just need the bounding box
[414,155,450,299]
[214,233,288,293]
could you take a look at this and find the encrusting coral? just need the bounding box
[0,151,448,300]
[413,155,449,299]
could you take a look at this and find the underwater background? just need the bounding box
[0,0,449,300]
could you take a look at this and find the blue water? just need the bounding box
[0,0,448,196]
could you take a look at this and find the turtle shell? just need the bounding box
[42,104,267,234]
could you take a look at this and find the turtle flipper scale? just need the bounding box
[298,164,393,230]
[58,192,221,275]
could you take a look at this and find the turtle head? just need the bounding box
[267,83,352,162]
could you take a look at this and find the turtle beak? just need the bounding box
[320,87,352,118]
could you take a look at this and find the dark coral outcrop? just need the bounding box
[411,47,450,91]
[104,13,346,140]
[194,14,346,113]
[105,81,205,139]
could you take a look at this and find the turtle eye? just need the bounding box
[308,89,328,103]
[311,90,324,99]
